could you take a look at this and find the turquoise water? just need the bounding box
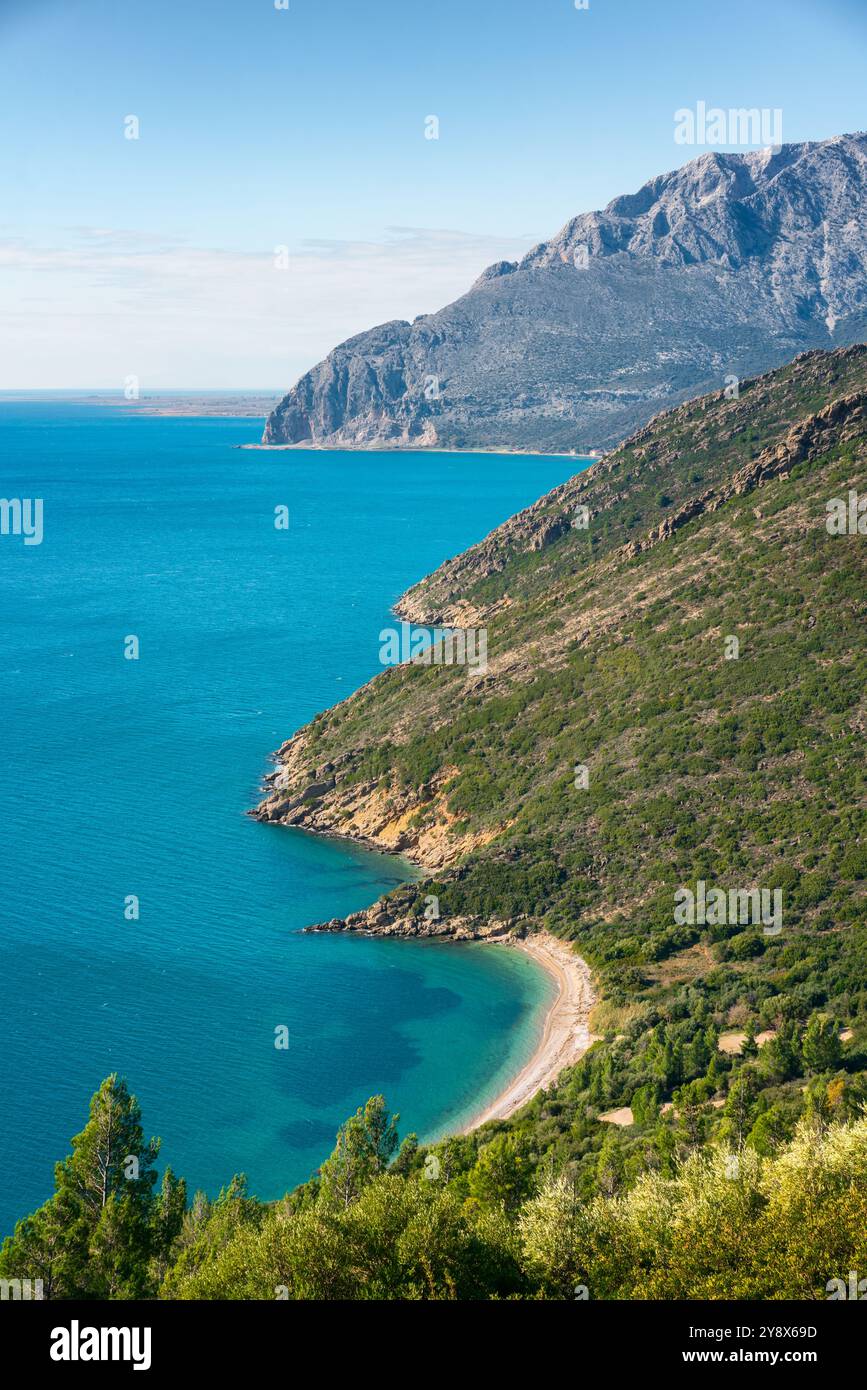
[0,402,582,1235]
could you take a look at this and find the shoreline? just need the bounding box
[241,443,600,460]
[459,932,598,1133]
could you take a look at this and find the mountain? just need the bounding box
[263,133,867,453]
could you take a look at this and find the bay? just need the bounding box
[0,400,586,1233]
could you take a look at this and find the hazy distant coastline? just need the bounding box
[93,392,281,418]
[0,390,281,418]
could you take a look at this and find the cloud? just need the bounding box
[0,225,535,387]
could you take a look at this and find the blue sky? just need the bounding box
[1,0,865,387]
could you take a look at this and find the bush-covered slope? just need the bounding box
[254,346,867,1185]
[257,346,866,947]
[160,1111,867,1301]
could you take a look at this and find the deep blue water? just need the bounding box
[0,401,584,1234]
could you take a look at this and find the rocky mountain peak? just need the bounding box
[263,132,867,453]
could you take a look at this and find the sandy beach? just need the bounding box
[462,933,598,1132]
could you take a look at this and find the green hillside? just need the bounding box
[4,347,866,1300]
[257,345,867,1192]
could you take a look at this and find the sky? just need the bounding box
[0,0,865,389]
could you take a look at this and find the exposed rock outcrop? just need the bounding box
[306,899,519,941]
[254,734,506,872]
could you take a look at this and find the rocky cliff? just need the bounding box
[263,133,867,453]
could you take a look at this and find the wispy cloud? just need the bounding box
[0,225,535,388]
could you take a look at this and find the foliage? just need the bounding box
[4,353,866,1300]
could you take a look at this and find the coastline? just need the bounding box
[241,442,599,460]
[248,446,602,1134]
[260,775,601,1129]
[459,932,598,1133]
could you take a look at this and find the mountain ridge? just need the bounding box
[263,132,867,453]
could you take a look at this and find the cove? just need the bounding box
[0,398,587,1235]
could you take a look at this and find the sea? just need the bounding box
[0,397,586,1234]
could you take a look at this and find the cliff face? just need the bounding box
[263,133,867,453]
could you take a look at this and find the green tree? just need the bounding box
[519,1174,588,1299]
[802,1014,842,1074]
[741,1020,759,1060]
[673,1078,713,1153]
[0,1074,164,1298]
[631,1082,659,1127]
[596,1129,625,1197]
[721,1075,756,1149]
[685,1025,713,1077]
[0,1189,89,1300]
[761,1020,802,1084]
[56,1074,160,1217]
[151,1167,188,1283]
[467,1134,533,1212]
[747,1104,791,1156]
[89,1192,155,1298]
[159,1175,261,1297]
[653,1118,678,1177]
[318,1096,399,1208]
[391,1133,419,1177]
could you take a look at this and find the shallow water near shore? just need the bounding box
[0,401,583,1233]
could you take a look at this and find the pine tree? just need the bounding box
[741,1020,759,1060]
[319,1096,399,1208]
[631,1082,659,1127]
[721,1074,756,1149]
[468,1134,532,1211]
[685,1028,710,1077]
[0,1188,88,1299]
[0,1074,165,1298]
[597,1129,625,1197]
[55,1074,160,1217]
[761,1020,802,1083]
[391,1133,419,1177]
[653,1118,678,1177]
[802,1013,842,1074]
[151,1167,188,1283]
